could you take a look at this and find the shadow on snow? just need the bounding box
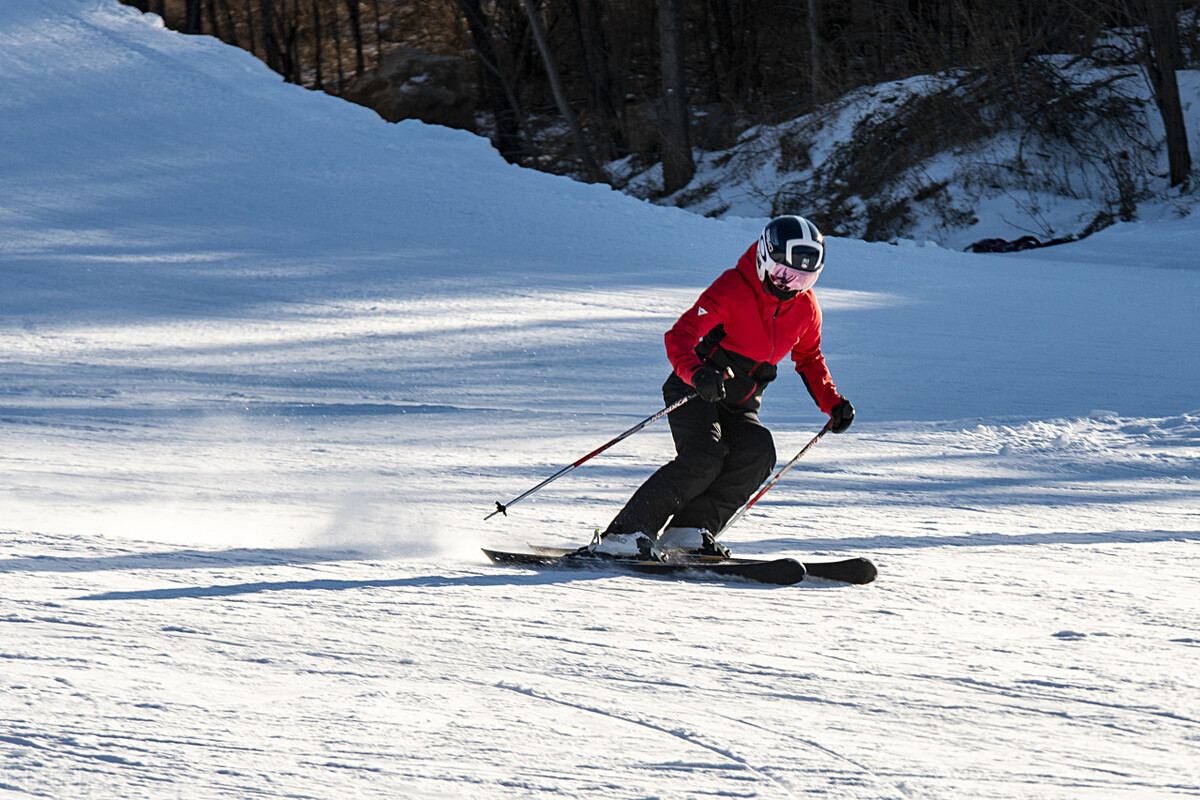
[70,565,805,600]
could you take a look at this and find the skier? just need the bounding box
[590,215,854,560]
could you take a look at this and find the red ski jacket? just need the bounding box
[664,243,841,414]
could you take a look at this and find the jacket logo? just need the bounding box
[697,306,708,316]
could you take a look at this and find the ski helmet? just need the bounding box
[755,215,825,297]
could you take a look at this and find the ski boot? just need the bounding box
[581,530,665,561]
[658,527,731,559]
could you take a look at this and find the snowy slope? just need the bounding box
[2,2,1199,798]
[623,69,1200,251]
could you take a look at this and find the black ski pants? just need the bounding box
[604,373,776,537]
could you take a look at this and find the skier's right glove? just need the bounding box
[829,397,855,433]
[691,367,726,404]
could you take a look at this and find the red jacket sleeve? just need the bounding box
[791,297,842,414]
[664,280,727,384]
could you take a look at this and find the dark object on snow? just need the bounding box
[967,235,1077,253]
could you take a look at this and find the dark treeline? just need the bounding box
[125,0,1196,194]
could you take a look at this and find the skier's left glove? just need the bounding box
[691,367,727,404]
[829,397,854,433]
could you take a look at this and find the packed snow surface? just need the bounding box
[2,2,1198,798]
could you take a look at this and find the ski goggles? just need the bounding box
[765,245,822,291]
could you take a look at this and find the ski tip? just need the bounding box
[848,557,878,584]
[803,556,877,585]
[848,558,878,585]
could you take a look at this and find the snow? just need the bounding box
[634,66,1200,251]
[1,1,1199,798]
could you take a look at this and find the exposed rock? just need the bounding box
[342,46,474,131]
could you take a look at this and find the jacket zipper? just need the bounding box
[770,302,782,360]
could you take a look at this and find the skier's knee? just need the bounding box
[745,427,776,473]
[679,448,724,487]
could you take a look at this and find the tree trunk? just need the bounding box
[343,0,365,77]
[808,0,821,102]
[217,0,239,47]
[257,0,284,74]
[184,0,202,33]
[521,0,602,181]
[243,0,257,58]
[334,26,345,93]
[584,0,627,153]
[1141,0,1191,187]
[311,0,324,90]
[280,0,300,84]
[708,0,740,103]
[565,0,623,158]
[658,0,694,193]
[454,0,526,163]
[373,0,382,69]
[205,0,221,37]
[565,0,602,118]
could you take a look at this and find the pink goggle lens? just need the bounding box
[767,261,819,292]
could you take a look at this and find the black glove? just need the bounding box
[691,367,726,404]
[829,397,854,433]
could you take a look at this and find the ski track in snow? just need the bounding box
[2,1,1199,798]
[3,406,1198,798]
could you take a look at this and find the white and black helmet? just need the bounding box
[755,215,825,296]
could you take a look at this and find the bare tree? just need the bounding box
[184,0,201,33]
[808,0,822,102]
[217,0,240,47]
[1138,0,1191,186]
[257,0,284,74]
[347,0,367,76]
[311,0,325,90]
[659,0,694,193]
[454,0,526,162]
[521,0,602,180]
[565,0,624,158]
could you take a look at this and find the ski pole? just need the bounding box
[486,393,695,520]
[717,419,832,537]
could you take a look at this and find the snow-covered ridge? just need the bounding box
[619,61,1200,251]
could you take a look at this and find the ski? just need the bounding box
[524,543,877,585]
[482,548,806,586]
